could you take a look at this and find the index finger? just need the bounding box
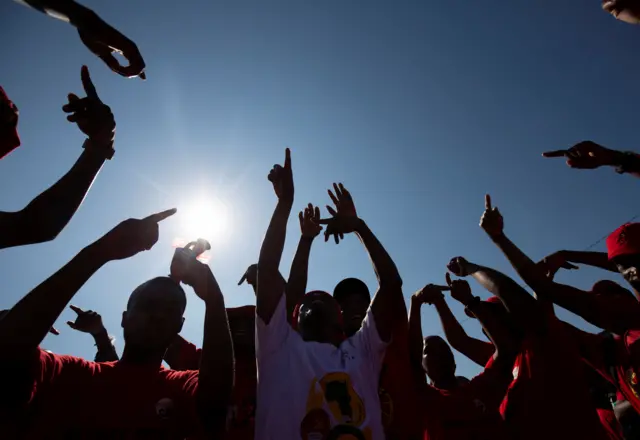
[69,304,83,315]
[238,273,248,285]
[485,194,492,210]
[284,148,291,169]
[80,66,99,100]
[445,272,452,286]
[542,150,568,158]
[432,285,451,291]
[144,208,177,223]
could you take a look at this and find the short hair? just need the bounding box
[333,278,371,304]
[127,276,187,313]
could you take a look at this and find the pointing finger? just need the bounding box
[144,208,177,223]
[69,305,83,315]
[81,66,99,101]
[445,272,452,286]
[542,150,569,158]
[49,326,60,335]
[485,194,492,210]
[238,273,248,286]
[284,148,291,170]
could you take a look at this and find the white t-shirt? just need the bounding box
[256,294,388,440]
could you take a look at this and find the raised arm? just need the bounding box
[182,261,233,436]
[320,183,403,343]
[66,305,118,362]
[285,204,322,319]
[14,0,145,78]
[408,289,429,388]
[543,141,640,179]
[481,195,640,332]
[542,250,618,274]
[0,208,175,357]
[0,67,115,249]
[256,148,294,325]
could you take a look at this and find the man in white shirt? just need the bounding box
[255,149,405,440]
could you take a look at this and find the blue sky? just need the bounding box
[0,0,638,378]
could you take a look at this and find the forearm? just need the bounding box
[15,0,94,26]
[0,242,106,354]
[257,201,292,322]
[4,149,105,249]
[563,250,618,273]
[92,328,118,362]
[611,150,640,178]
[433,299,494,367]
[285,236,313,318]
[408,299,425,382]
[198,285,233,434]
[355,220,402,288]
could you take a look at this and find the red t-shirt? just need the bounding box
[419,357,511,440]
[5,348,201,439]
[378,309,422,440]
[598,407,625,440]
[565,326,640,415]
[500,319,609,440]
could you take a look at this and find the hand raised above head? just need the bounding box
[413,284,449,305]
[445,272,474,306]
[318,183,360,244]
[67,305,104,336]
[537,251,579,281]
[76,11,146,79]
[479,194,503,239]
[447,257,473,277]
[267,148,294,203]
[95,208,176,261]
[299,203,323,239]
[542,141,618,170]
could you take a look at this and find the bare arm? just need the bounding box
[285,205,322,319]
[193,268,233,436]
[257,149,293,324]
[464,299,516,368]
[15,0,93,25]
[408,295,427,388]
[432,297,495,367]
[543,141,640,178]
[560,250,618,273]
[0,149,105,249]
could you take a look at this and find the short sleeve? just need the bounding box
[349,306,389,367]
[256,294,292,359]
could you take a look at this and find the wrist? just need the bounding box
[81,240,110,268]
[83,138,114,160]
[91,327,109,340]
[300,235,316,242]
[353,218,366,233]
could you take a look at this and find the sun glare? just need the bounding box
[178,196,231,246]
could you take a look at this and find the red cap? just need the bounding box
[0,86,20,159]
[607,223,640,261]
[464,296,502,318]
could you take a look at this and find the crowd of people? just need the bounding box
[4,0,640,439]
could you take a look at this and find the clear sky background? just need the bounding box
[0,0,638,378]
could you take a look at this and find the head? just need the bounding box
[227,305,255,353]
[333,278,371,337]
[607,223,640,294]
[295,291,344,345]
[0,86,20,159]
[122,277,186,351]
[603,0,640,24]
[422,336,456,385]
[465,296,525,341]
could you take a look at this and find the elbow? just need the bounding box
[380,275,403,290]
[17,210,66,245]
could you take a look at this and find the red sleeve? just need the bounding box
[165,336,202,371]
[465,355,514,410]
[559,322,613,382]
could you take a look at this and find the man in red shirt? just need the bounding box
[409,272,515,440]
[0,209,233,439]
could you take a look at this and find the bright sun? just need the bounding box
[178,196,231,245]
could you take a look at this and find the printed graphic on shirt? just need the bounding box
[303,372,373,440]
[155,398,175,420]
[625,369,640,398]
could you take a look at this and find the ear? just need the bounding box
[121,311,127,329]
[177,317,185,334]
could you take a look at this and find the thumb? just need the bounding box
[445,272,452,287]
[67,321,78,330]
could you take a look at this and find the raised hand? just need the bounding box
[95,208,176,261]
[267,148,294,204]
[299,203,323,239]
[445,273,474,306]
[537,251,579,280]
[413,284,449,305]
[447,257,474,277]
[542,141,619,170]
[76,12,146,79]
[238,264,258,287]
[62,66,116,158]
[602,0,640,24]
[67,305,105,335]
[319,183,360,244]
[480,194,503,239]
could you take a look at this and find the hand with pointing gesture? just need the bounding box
[480,195,503,239]
[445,273,474,306]
[319,183,360,244]
[537,251,579,280]
[413,284,448,305]
[63,66,116,158]
[268,148,294,204]
[542,141,619,170]
[95,208,176,261]
[67,305,105,336]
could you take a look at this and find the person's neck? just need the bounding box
[120,344,166,367]
[432,376,458,391]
